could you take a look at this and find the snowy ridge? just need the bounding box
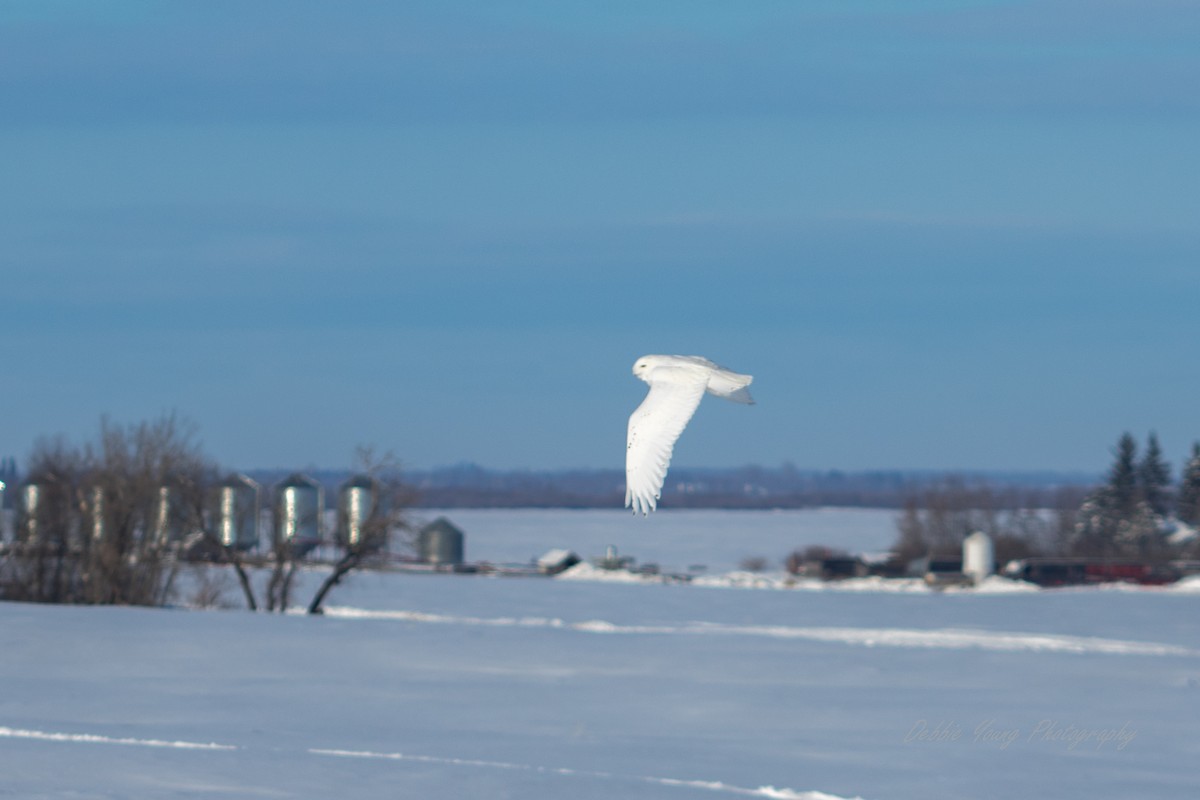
[558,563,1040,593]
[321,607,1197,656]
[693,572,933,593]
[1167,574,1200,593]
[0,725,859,800]
[0,726,236,750]
[310,747,859,799]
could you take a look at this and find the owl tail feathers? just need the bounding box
[706,369,755,405]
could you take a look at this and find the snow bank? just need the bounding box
[0,726,235,751]
[562,567,1040,595]
[944,575,1040,594]
[1167,574,1200,593]
[556,562,663,583]
[689,570,803,590]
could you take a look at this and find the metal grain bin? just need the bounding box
[151,485,183,545]
[274,473,323,554]
[87,485,107,544]
[20,482,44,545]
[18,480,79,548]
[418,517,464,565]
[337,474,381,550]
[217,474,260,550]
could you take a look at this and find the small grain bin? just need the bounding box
[17,479,79,548]
[962,531,995,584]
[21,482,46,545]
[274,473,323,555]
[217,474,260,550]
[87,485,107,544]
[337,474,382,550]
[151,485,182,545]
[418,517,464,566]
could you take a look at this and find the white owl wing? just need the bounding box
[625,366,709,515]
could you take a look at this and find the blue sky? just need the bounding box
[2,1,1198,473]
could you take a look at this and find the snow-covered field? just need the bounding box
[2,510,1198,799]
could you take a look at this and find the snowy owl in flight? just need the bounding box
[625,355,754,515]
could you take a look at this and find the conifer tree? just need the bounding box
[1177,442,1200,527]
[1108,432,1140,516]
[1071,432,1163,558]
[1138,432,1172,517]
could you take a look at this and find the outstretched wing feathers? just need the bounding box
[625,367,709,516]
[705,366,755,404]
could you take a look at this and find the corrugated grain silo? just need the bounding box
[87,485,107,544]
[151,485,182,545]
[274,473,323,555]
[337,474,382,550]
[418,517,464,565]
[217,474,260,550]
[21,482,45,545]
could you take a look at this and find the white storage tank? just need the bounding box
[962,531,994,584]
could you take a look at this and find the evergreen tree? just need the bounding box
[1138,432,1172,517]
[1177,442,1200,527]
[1071,432,1164,558]
[1108,432,1140,515]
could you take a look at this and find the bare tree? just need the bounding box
[738,556,769,573]
[169,470,261,611]
[0,419,421,613]
[307,447,415,615]
[890,477,1060,566]
[1,415,220,607]
[784,545,850,575]
[265,540,301,613]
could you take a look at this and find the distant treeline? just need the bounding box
[243,463,1101,510]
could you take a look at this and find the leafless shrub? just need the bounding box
[1,415,216,606]
[182,563,234,609]
[890,477,1072,566]
[739,556,768,573]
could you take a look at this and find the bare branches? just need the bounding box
[1,422,408,613]
[305,447,415,615]
[2,415,216,606]
[890,477,1071,566]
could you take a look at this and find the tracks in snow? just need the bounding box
[0,725,856,800]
